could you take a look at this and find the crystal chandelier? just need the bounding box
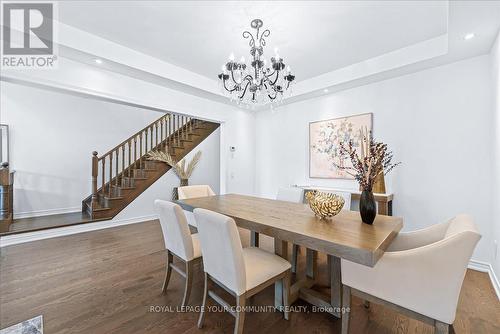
[218,19,295,106]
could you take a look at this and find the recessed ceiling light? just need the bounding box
[323,88,329,93]
[464,33,475,40]
[94,58,103,64]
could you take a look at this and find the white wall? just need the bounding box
[255,55,494,264]
[2,56,256,199]
[491,31,500,278]
[0,82,220,219]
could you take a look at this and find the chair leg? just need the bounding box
[181,259,194,306]
[162,251,173,293]
[235,294,247,334]
[282,270,291,320]
[341,285,351,334]
[435,321,450,334]
[291,244,299,273]
[198,272,209,329]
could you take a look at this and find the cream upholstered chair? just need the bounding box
[275,187,304,273]
[178,185,216,199]
[154,200,202,306]
[341,214,481,334]
[177,185,215,228]
[194,208,291,334]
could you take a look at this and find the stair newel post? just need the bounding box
[183,116,186,140]
[109,152,113,197]
[91,151,99,210]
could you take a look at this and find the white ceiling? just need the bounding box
[58,1,449,81]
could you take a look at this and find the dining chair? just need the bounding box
[178,185,216,199]
[177,185,216,228]
[276,187,304,273]
[154,200,202,306]
[194,208,292,334]
[341,214,481,334]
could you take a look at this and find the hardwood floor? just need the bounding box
[0,220,498,333]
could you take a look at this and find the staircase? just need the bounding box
[82,113,219,220]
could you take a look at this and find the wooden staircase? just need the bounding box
[82,113,219,220]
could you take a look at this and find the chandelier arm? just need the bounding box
[242,31,255,47]
[238,81,251,99]
[230,69,239,85]
[259,29,270,46]
[270,70,281,85]
[223,79,239,93]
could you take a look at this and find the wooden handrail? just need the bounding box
[97,113,171,161]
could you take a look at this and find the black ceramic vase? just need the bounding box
[360,190,376,225]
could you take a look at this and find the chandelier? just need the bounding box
[218,19,295,106]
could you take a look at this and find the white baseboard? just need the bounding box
[13,207,81,219]
[468,259,500,300]
[0,214,157,247]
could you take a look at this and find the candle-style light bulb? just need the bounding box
[229,53,235,61]
[221,64,226,73]
[287,65,291,73]
[240,56,245,63]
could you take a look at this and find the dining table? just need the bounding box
[177,193,403,318]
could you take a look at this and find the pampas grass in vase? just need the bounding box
[148,150,202,200]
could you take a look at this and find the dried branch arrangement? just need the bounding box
[148,150,202,180]
[334,127,400,191]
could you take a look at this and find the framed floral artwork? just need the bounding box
[309,113,373,179]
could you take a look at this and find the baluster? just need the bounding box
[115,149,119,187]
[150,125,153,150]
[109,153,113,197]
[156,122,159,148]
[133,137,137,176]
[91,151,98,210]
[139,132,143,169]
[160,119,164,150]
[182,116,185,140]
[102,158,105,197]
[128,140,132,179]
[176,115,180,146]
[145,128,148,155]
[190,117,193,134]
[121,145,125,183]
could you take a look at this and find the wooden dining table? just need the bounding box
[177,193,403,317]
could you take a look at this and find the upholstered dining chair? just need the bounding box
[194,208,291,334]
[177,185,216,228]
[341,214,481,334]
[178,185,216,199]
[276,187,304,273]
[154,200,202,306]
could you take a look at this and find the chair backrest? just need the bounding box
[276,187,304,203]
[323,190,352,210]
[154,200,195,261]
[178,185,216,200]
[444,214,479,238]
[194,208,246,295]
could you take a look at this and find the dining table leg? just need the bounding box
[329,254,342,317]
[250,231,259,247]
[274,239,288,309]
